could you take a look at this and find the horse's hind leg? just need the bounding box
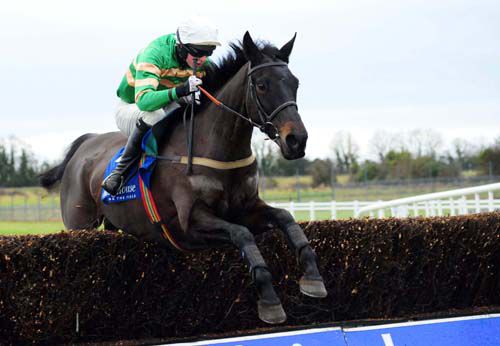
[103,218,118,231]
[190,208,286,324]
[239,199,327,298]
[61,180,102,230]
[62,195,102,230]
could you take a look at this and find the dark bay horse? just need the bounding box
[40,32,327,324]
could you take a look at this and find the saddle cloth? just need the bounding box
[101,129,158,204]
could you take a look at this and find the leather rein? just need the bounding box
[156,61,297,171]
[199,61,298,141]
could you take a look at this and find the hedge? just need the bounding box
[1,213,499,344]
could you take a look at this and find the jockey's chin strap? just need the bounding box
[197,61,298,141]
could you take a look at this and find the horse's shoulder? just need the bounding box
[188,175,224,194]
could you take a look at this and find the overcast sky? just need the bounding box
[1,0,499,162]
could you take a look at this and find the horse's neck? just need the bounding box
[193,64,253,161]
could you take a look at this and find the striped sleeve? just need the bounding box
[134,48,179,111]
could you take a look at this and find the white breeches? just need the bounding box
[115,99,180,136]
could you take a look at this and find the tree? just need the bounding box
[0,137,48,187]
[478,139,500,176]
[7,147,16,186]
[308,159,334,187]
[273,157,310,176]
[252,137,310,177]
[0,144,9,185]
[252,138,278,176]
[330,131,359,176]
[384,150,412,179]
[369,130,400,162]
[16,149,38,186]
[355,160,381,182]
[405,129,443,158]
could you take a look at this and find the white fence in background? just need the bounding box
[1,183,499,222]
[269,182,500,220]
[355,182,500,218]
[269,201,373,220]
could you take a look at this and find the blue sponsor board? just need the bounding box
[166,313,500,346]
[167,327,345,346]
[344,314,500,346]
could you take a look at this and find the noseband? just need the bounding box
[246,62,298,139]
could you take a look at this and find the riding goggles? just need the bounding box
[185,44,216,58]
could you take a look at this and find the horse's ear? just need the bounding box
[243,31,263,64]
[278,33,297,63]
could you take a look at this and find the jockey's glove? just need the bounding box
[178,91,201,106]
[175,75,203,97]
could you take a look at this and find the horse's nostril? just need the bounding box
[286,134,299,149]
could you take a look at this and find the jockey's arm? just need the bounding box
[135,81,178,112]
[133,48,210,112]
[133,53,178,112]
[134,69,204,112]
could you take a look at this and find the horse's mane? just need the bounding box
[200,40,283,106]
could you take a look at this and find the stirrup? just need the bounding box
[102,173,124,195]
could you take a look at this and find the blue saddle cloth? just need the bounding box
[101,129,158,204]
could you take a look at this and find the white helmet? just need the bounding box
[177,16,221,46]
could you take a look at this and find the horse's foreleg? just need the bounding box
[191,208,286,324]
[241,200,327,298]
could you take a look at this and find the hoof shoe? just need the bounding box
[257,300,286,324]
[299,277,328,298]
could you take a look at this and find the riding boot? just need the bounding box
[102,118,151,195]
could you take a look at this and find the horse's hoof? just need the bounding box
[299,276,328,298]
[257,300,287,324]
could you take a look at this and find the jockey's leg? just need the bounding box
[102,101,181,195]
[102,117,151,195]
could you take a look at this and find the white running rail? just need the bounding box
[268,201,373,220]
[355,182,500,218]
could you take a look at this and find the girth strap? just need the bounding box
[156,153,256,170]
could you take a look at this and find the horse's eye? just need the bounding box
[256,82,266,92]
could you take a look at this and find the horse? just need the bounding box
[39,32,327,324]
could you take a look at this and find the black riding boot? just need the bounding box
[102,118,151,195]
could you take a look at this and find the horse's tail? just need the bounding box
[39,133,96,189]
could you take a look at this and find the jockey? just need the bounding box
[102,17,221,195]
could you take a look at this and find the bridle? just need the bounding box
[246,62,298,139]
[198,61,298,140]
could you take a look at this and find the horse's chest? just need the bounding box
[189,174,258,213]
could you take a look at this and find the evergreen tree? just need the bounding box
[479,140,500,176]
[0,145,8,186]
[6,147,16,186]
[16,149,37,186]
[0,142,43,187]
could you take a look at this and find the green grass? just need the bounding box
[0,221,65,235]
[0,187,60,207]
[2,175,497,235]
[293,210,354,221]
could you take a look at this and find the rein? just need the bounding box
[171,61,295,172]
[197,61,298,141]
[186,58,198,175]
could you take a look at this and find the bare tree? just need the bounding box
[369,130,403,161]
[451,138,472,161]
[329,131,359,175]
[406,129,443,157]
[251,137,278,176]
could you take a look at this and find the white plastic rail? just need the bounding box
[355,182,500,218]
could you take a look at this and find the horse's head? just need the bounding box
[243,32,308,160]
